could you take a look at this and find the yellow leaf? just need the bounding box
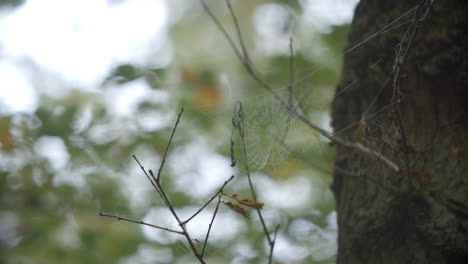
[223,202,249,219]
[223,193,264,209]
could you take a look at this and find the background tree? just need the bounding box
[331,0,468,263]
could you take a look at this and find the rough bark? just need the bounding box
[331,0,468,263]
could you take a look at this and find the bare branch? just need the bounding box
[200,0,401,173]
[157,108,184,183]
[131,120,235,264]
[271,132,359,177]
[230,126,236,167]
[132,109,206,264]
[201,193,223,258]
[198,0,244,62]
[132,154,164,199]
[226,0,250,64]
[99,212,185,235]
[268,225,280,264]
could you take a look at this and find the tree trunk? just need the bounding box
[331,0,468,263]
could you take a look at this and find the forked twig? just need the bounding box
[198,0,244,64]
[100,108,237,264]
[268,225,280,264]
[157,108,184,183]
[134,157,204,262]
[182,175,235,225]
[226,0,250,64]
[201,193,223,257]
[99,212,185,235]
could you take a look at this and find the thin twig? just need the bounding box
[199,0,244,63]
[271,132,359,177]
[288,37,294,97]
[233,102,272,245]
[201,193,223,258]
[341,1,423,56]
[151,176,204,262]
[133,110,205,264]
[390,1,433,174]
[99,212,185,235]
[334,99,400,136]
[324,79,357,106]
[132,155,164,201]
[226,0,250,64]
[268,225,280,264]
[133,108,185,224]
[149,169,175,213]
[182,175,235,225]
[230,125,236,167]
[152,172,182,223]
[157,108,184,183]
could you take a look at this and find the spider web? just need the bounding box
[242,91,301,169]
[231,2,427,171]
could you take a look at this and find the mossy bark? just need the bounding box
[331,0,468,263]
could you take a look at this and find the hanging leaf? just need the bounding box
[223,202,250,219]
[223,193,264,209]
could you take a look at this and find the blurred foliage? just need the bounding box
[0,0,353,263]
[0,0,24,8]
